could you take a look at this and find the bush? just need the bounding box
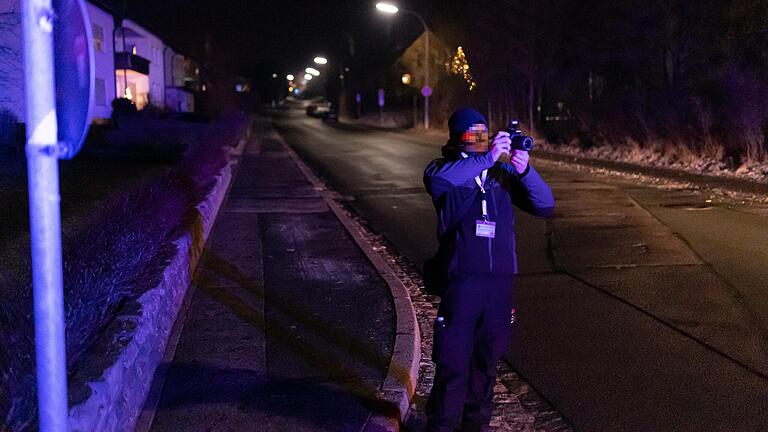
[110,98,137,127]
[136,103,170,119]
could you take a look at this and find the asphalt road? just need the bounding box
[271,100,768,431]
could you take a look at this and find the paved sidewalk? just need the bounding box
[144,122,397,431]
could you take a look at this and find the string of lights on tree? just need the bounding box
[450,46,477,91]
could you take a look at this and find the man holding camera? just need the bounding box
[423,108,555,432]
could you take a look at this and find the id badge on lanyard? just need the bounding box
[476,219,496,238]
[462,152,496,239]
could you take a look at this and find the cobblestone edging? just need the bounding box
[66,141,243,432]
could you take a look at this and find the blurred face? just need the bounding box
[461,123,489,153]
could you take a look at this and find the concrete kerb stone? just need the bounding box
[66,126,245,432]
[270,118,420,431]
[231,136,248,158]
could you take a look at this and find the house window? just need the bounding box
[94,78,106,106]
[92,24,104,52]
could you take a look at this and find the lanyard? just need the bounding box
[462,152,489,220]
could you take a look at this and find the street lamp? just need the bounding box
[314,56,328,65]
[305,67,320,76]
[376,2,430,129]
[375,2,398,14]
[287,74,295,81]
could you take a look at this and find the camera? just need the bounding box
[505,120,534,152]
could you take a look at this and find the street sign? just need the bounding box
[53,0,94,160]
[377,88,385,107]
[421,85,432,98]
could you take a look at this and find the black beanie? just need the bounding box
[448,107,487,142]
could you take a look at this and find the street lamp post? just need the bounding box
[376,2,430,129]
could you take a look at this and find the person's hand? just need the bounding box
[510,149,530,174]
[489,131,511,162]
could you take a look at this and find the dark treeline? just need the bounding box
[437,0,768,164]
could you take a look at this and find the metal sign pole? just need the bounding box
[21,0,69,430]
[423,28,429,129]
[378,88,385,124]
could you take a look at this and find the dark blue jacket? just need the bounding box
[424,150,555,275]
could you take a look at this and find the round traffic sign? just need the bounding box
[54,0,95,160]
[421,85,432,97]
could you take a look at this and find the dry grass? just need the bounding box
[541,122,767,181]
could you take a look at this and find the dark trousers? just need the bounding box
[426,273,515,432]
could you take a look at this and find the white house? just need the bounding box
[115,19,166,110]
[85,1,115,122]
[0,0,195,126]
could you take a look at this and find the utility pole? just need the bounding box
[22,0,69,430]
[375,3,430,129]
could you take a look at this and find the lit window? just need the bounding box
[92,24,104,52]
[401,73,411,85]
[131,45,137,55]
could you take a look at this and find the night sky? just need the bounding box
[99,0,445,78]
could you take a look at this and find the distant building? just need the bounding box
[394,31,452,93]
[164,48,195,113]
[0,0,198,125]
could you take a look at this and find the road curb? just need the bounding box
[271,119,420,432]
[67,128,248,432]
[534,150,768,196]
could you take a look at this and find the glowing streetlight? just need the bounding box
[287,74,295,81]
[376,2,399,14]
[305,67,320,76]
[313,56,328,65]
[272,73,277,78]
[304,73,313,80]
